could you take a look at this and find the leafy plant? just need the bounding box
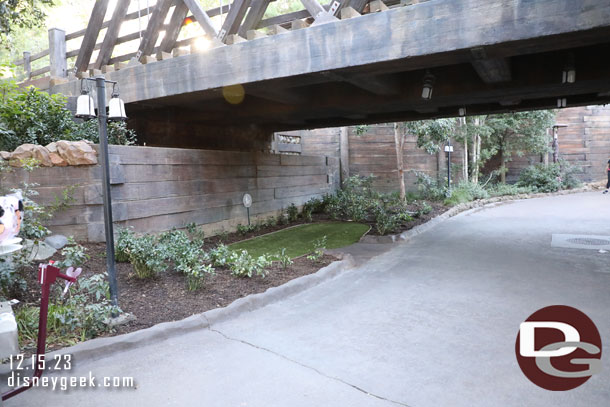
[307,236,327,261]
[209,243,232,267]
[275,248,293,270]
[229,250,273,278]
[287,203,299,222]
[517,163,562,192]
[115,227,137,262]
[175,245,213,291]
[185,222,205,244]
[444,181,490,206]
[373,204,400,235]
[126,234,168,279]
[236,223,257,235]
[54,237,89,269]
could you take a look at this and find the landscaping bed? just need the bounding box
[16,241,338,353]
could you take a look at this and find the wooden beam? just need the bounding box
[74,0,110,73]
[347,0,369,13]
[321,71,399,95]
[300,0,337,23]
[159,2,190,55]
[238,0,271,37]
[23,52,31,79]
[183,0,218,38]
[470,47,512,83]
[138,0,173,59]
[94,0,131,69]
[218,0,252,43]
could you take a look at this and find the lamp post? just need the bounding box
[75,76,126,311]
[444,140,454,196]
[551,124,568,164]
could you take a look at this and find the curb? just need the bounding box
[0,255,356,375]
[360,186,596,244]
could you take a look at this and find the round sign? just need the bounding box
[515,305,602,391]
[242,193,252,208]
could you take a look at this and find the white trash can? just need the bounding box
[0,301,19,359]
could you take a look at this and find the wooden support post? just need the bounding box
[369,0,389,12]
[300,0,338,23]
[340,6,361,19]
[225,34,246,45]
[219,0,252,43]
[183,0,219,38]
[48,28,67,78]
[75,0,110,73]
[23,51,31,80]
[246,30,267,40]
[138,0,173,59]
[269,24,288,35]
[348,0,369,13]
[238,0,271,38]
[95,0,131,69]
[339,126,350,183]
[159,2,190,55]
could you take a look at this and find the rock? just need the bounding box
[24,239,57,262]
[49,152,68,166]
[44,234,69,250]
[0,151,11,160]
[9,144,53,167]
[56,140,98,166]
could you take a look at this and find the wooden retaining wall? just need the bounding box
[0,146,339,242]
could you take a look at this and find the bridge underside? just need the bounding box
[51,0,610,145]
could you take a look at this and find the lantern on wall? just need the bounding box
[75,80,96,119]
[421,70,435,100]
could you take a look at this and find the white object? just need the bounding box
[444,145,454,153]
[108,95,127,121]
[242,193,252,208]
[0,301,19,359]
[62,267,82,296]
[0,192,23,249]
[75,93,96,119]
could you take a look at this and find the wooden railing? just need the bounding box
[12,0,412,86]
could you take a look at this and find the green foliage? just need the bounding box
[237,223,257,235]
[406,119,455,154]
[229,250,273,278]
[413,171,447,201]
[115,227,137,262]
[54,237,89,269]
[307,236,327,261]
[517,160,582,193]
[159,229,213,291]
[15,272,117,347]
[126,234,167,279]
[0,257,26,300]
[209,243,232,267]
[0,82,137,151]
[0,0,54,45]
[444,182,490,206]
[275,248,293,270]
[486,183,535,197]
[287,203,299,222]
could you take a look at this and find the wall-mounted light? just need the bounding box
[557,98,567,108]
[459,107,466,117]
[421,70,435,100]
[108,83,127,121]
[75,80,96,120]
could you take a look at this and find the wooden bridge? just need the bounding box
[13,0,610,146]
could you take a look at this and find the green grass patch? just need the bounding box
[229,222,370,258]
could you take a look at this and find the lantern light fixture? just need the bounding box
[459,107,466,117]
[108,83,127,121]
[562,54,576,84]
[75,79,96,120]
[421,70,435,100]
[557,98,567,108]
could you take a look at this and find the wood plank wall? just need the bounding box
[1,146,339,242]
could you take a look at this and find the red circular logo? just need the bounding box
[515,305,602,391]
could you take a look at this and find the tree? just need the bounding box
[484,110,555,183]
[393,123,407,200]
[0,0,54,46]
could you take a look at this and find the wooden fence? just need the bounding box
[1,146,339,242]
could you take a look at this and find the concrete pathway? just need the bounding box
[5,192,610,407]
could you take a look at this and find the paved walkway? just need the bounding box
[5,192,610,406]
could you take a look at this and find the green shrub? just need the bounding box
[229,250,273,278]
[209,244,232,267]
[115,227,137,262]
[236,223,257,235]
[307,236,327,261]
[444,182,490,206]
[414,171,447,201]
[373,204,400,235]
[126,234,168,279]
[287,203,299,222]
[517,163,562,192]
[16,272,117,345]
[175,246,214,291]
[486,183,535,197]
[275,248,293,270]
[54,237,89,269]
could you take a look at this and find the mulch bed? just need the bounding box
[15,204,448,351]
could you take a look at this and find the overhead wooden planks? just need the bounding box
[183,0,218,38]
[218,0,252,42]
[159,2,191,54]
[74,0,110,73]
[137,0,174,59]
[238,0,272,37]
[94,0,131,69]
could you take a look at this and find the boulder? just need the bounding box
[24,239,57,262]
[0,151,11,161]
[56,140,98,166]
[9,144,52,167]
[45,142,68,166]
[44,234,69,250]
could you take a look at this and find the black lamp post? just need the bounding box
[75,76,126,311]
